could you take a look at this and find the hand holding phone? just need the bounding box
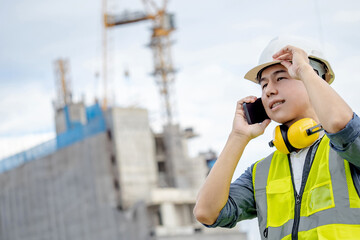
[243,98,270,125]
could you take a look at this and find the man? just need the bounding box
[193,36,360,239]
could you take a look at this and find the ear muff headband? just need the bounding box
[281,124,299,154]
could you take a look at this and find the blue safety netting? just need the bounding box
[206,158,217,170]
[0,103,107,173]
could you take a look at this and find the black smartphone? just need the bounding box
[243,98,270,125]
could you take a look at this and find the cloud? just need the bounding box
[13,0,100,22]
[334,10,360,23]
[0,81,54,135]
[231,20,273,31]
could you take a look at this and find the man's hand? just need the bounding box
[273,45,353,134]
[232,96,271,140]
[272,45,313,80]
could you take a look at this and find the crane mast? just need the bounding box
[102,0,108,111]
[102,0,176,125]
[54,59,72,109]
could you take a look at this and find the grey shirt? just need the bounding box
[206,113,360,228]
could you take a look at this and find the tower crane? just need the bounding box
[53,59,72,109]
[102,0,176,125]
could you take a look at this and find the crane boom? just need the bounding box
[105,12,153,27]
[102,0,177,125]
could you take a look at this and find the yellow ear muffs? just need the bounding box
[269,118,323,154]
[287,118,321,149]
[269,125,293,154]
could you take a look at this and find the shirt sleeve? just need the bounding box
[326,112,360,167]
[204,164,257,228]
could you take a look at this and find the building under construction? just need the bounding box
[0,1,248,239]
[0,98,247,240]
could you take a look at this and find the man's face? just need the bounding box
[259,64,315,126]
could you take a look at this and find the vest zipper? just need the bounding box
[288,145,315,240]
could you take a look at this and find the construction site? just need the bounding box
[0,0,247,239]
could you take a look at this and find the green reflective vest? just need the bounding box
[252,135,360,240]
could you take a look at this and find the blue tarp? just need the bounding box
[0,103,107,173]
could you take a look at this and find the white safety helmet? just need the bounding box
[244,36,335,84]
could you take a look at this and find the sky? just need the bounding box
[1,0,360,239]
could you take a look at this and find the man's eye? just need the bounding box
[262,83,268,89]
[277,77,286,81]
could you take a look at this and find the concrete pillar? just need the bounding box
[160,202,177,228]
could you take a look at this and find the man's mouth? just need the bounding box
[270,100,285,109]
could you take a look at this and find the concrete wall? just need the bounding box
[110,107,158,209]
[162,125,208,190]
[185,155,208,192]
[163,124,189,188]
[0,133,150,240]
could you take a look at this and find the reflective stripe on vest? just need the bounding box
[252,136,360,240]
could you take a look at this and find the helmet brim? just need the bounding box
[244,60,281,83]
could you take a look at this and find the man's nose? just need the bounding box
[265,81,278,97]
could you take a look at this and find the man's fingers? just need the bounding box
[272,45,297,59]
[236,96,257,111]
[280,60,292,69]
[235,96,258,124]
[272,47,291,59]
[261,119,271,129]
[257,119,271,133]
[273,53,292,61]
[237,96,257,105]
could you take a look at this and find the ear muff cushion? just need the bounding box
[288,118,320,149]
[272,125,290,154]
